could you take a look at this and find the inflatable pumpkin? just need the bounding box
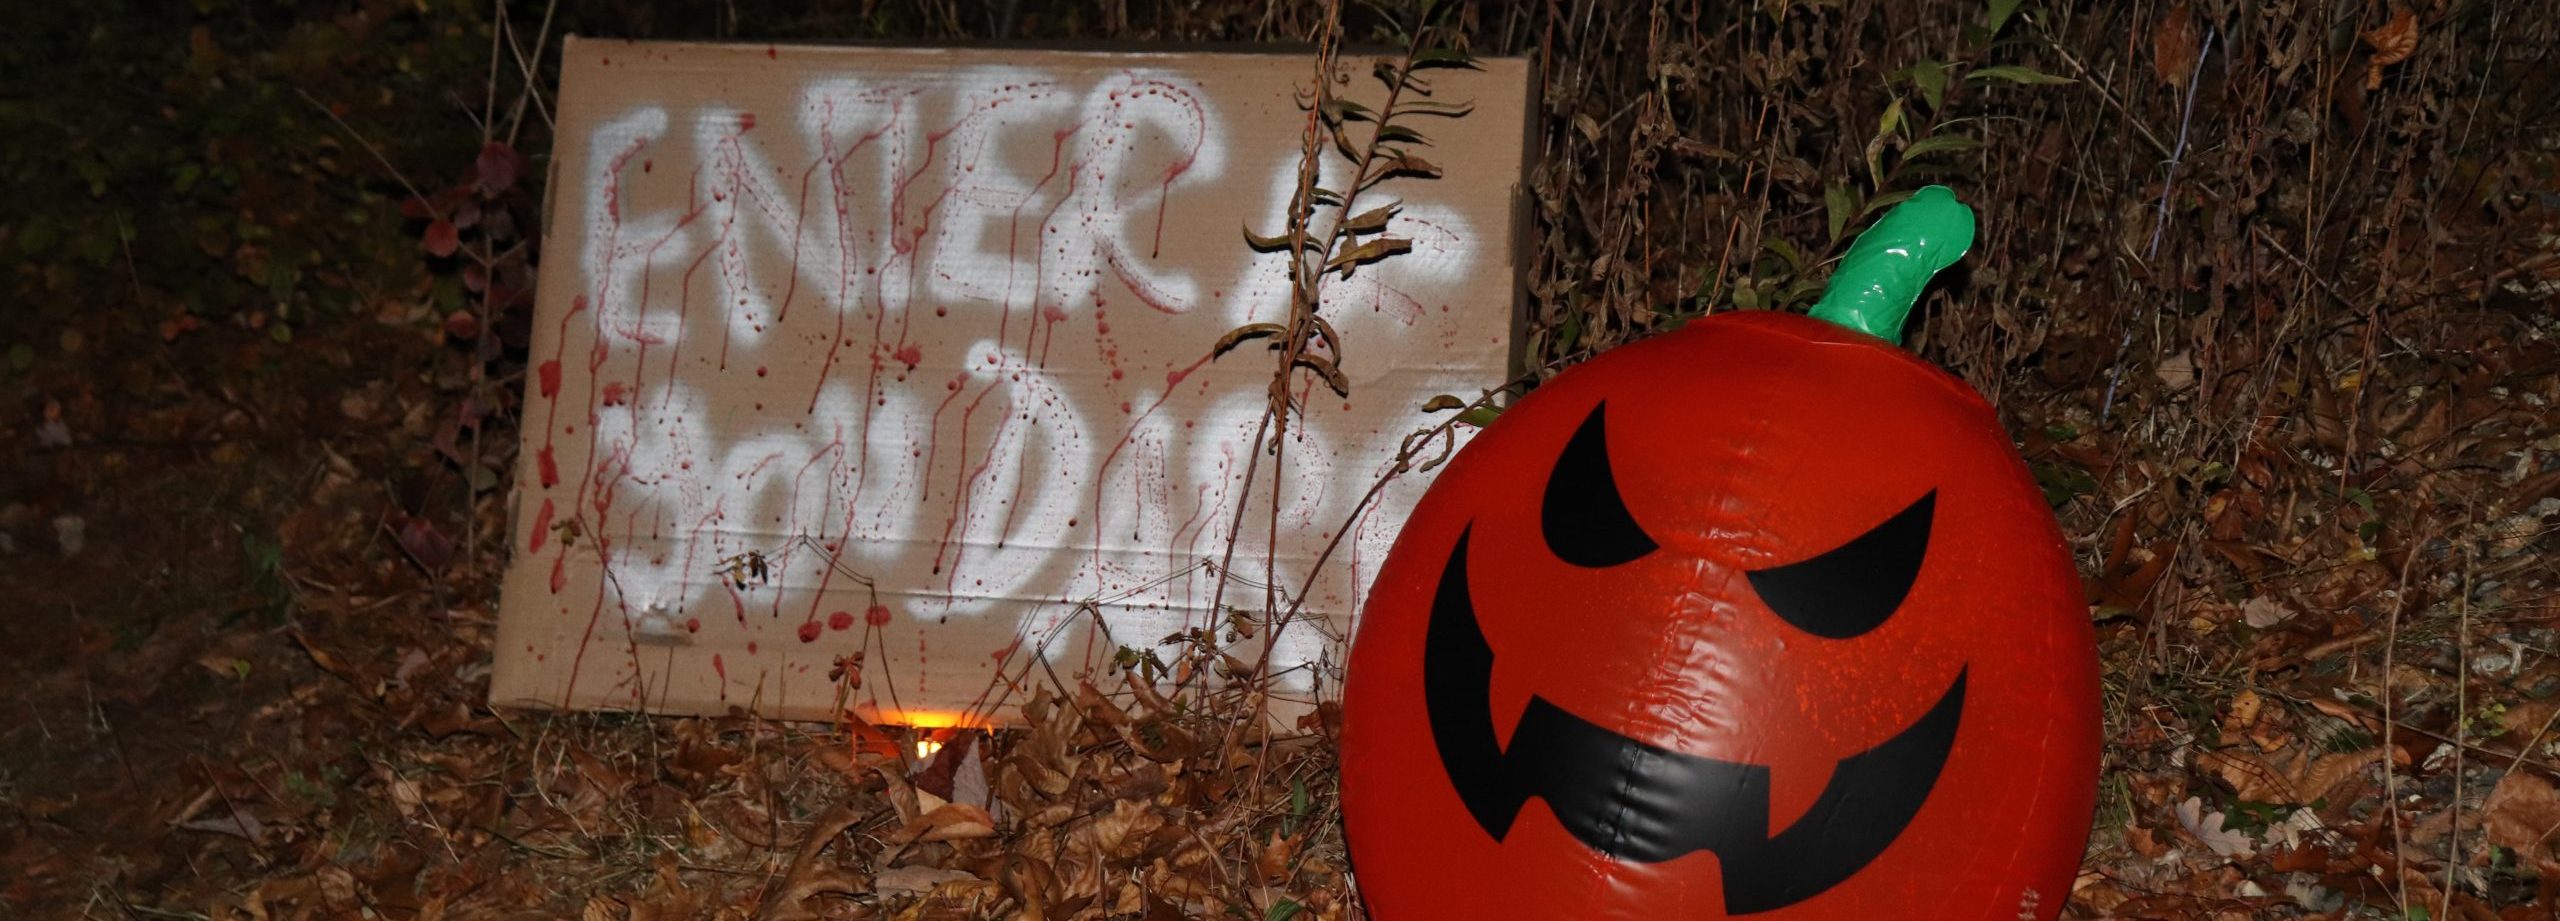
[1339,187,2098,919]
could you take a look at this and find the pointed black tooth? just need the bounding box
[1422,527,1529,839]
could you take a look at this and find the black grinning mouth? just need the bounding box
[1421,527,1967,914]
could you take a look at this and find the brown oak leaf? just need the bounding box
[2362,8,2418,89]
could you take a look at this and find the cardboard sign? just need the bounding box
[492,37,1530,725]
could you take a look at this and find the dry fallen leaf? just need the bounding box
[761,869,867,921]
[385,775,423,819]
[2156,351,2198,391]
[2152,2,2201,86]
[2175,795,2256,858]
[179,805,267,842]
[2294,748,2382,813]
[886,802,999,845]
[2226,689,2263,728]
[2483,770,2560,857]
[1255,832,1301,884]
[877,865,980,897]
[2198,747,2293,804]
[2362,8,2418,89]
[2240,595,2297,628]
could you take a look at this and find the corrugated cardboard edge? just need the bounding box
[1506,52,1543,385]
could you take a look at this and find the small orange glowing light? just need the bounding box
[871,711,968,763]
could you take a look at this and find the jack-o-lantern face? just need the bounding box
[1428,405,1961,911]
[1340,311,2099,920]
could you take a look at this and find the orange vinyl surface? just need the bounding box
[1339,311,2100,919]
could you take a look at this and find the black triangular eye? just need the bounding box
[1744,491,1935,639]
[1541,402,1659,568]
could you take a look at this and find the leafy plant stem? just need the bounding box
[1247,2,1438,684]
[2101,26,2215,425]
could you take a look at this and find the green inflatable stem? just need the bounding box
[1806,184,1976,344]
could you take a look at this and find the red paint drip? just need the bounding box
[797,621,823,643]
[893,343,923,368]
[550,131,653,709]
[929,374,1016,579]
[529,499,556,553]
[828,610,855,631]
[866,604,892,627]
[548,553,567,593]
[537,446,559,488]
[1087,350,1219,573]
[738,112,757,132]
[537,360,562,397]
[686,617,702,633]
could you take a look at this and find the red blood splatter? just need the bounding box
[893,344,924,368]
[865,604,892,627]
[537,446,559,487]
[548,554,567,593]
[747,641,760,655]
[755,365,768,377]
[686,617,702,633]
[1166,367,1190,385]
[537,360,562,397]
[765,45,778,59]
[797,621,823,643]
[828,610,855,631]
[570,293,589,315]
[738,112,757,132]
[712,653,727,686]
[601,381,630,406]
[529,498,556,553]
